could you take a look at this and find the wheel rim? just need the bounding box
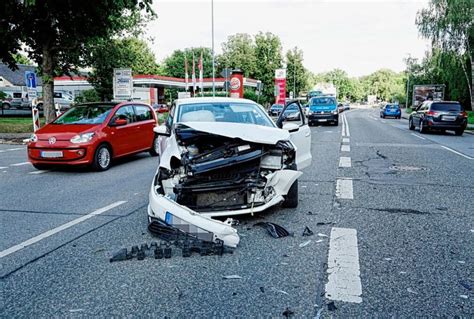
[98,147,110,168]
[153,137,160,153]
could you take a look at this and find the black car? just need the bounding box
[409,101,467,135]
[269,104,284,116]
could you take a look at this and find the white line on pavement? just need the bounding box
[341,114,346,137]
[0,201,127,258]
[410,133,426,140]
[7,147,23,151]
[342,138,350,143]
[336,178,353,199]
[325,227,362,303]
[339,157,352,168]
[341,144,351,152]
[440,146,474,160]
[344,114,350,137]
[10,162,30,167]
[0,166,7,170]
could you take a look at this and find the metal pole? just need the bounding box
[293,63,296,99]
[211,0,216,97]
[405,75,409,109]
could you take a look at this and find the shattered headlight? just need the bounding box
[70,133,94,144]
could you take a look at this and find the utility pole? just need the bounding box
[405,75,410,109]
[211,0,215,97]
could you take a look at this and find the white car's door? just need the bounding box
[277,101,312,170]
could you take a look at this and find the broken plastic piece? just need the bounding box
[459,281,472,291]
[327,301,337,311]
[316,222,334,226]
[137,248,145,260]
[109,248,128,263]
[302,226,314,236]
[299,240,311,248]
[254,222,291,238]
[282,307,294,317]
[317,233,328,238]
[223,275,242,279]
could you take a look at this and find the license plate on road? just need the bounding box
[442,116,456,121]
[41,151,63,158]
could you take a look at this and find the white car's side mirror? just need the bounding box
[153,125,171,137]
[282,122,300,132]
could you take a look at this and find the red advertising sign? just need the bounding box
[229,70,244,98]
[275,69,286,105]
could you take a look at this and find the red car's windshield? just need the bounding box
[54,105,115,125]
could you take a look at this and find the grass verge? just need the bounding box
[0,117,46,133]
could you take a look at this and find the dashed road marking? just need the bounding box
[339,157,352,168]
[341,144,351,152]
[410,133,426,140]
[0,166,7,170]
[336,178,353,199]
[0,147,24,153]
[325,227,362,303]
[0,201,127,258]
[342,138,350,143]
[440,145,474,160]
[10,162,30,167]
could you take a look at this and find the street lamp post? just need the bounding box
[211,0,215,97]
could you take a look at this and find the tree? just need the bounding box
[254,32,283,104]
[0,0,154,122]
[12,53,32,65]
[87,37,160,100]
[162,47,214,79]
[218,33,257,77]
[360,69,405,102]
[285,47,309,98]
[416,0,473,109]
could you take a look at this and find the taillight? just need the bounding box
[426,110,438,116]
[460,111,468,118]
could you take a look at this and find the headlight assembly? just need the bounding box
[70,133,95,144]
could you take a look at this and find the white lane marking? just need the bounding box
[410,133,426,140]
[0,201,127,258]
[339,157,352,168]
[344,114,350,137]
[440,146,474,160]
[10,162,30,167]
[341,144,351,152]
[28,170,51,175]
[336,178,353,199]
[342,138,350,143]
[381,120,386,123]
[325,227,362,303]
[7,147,23,151]
[0,166,7,170]
[341,114,346,137]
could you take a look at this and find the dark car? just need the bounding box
[380,104,401,119]
[307,96,339,126]
[337,103,344,113]
[409,101,467,135]
[269,104,283,116]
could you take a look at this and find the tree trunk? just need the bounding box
[42,44,56,123]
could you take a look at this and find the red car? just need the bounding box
[27,102,159,171]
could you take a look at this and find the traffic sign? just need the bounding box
[113,68,133,100]
[25,71,37,101]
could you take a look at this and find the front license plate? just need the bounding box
[318,119,327,122]
[41,151,63,158]
[442,116,455,121]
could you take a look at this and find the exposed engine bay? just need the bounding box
[154,124,297,212]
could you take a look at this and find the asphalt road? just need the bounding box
[1,108,472,317]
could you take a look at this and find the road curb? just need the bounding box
[0,133,30,144]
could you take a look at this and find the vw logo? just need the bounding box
[48,137,56,145]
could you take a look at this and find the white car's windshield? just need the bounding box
[177,102,274,127]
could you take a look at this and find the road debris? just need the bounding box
[317,233,328,238]
[407,288,418,294]
[384,258,392,261]
[254,222,292,238]
[315,307,324,319]
[282,307,294,317]
[299,240,311,248]
[459,281,472,291]
[460,295,469,299]
[302,226,314,236]
[260,287,265,293]
[223,275,242,280]
[458,260,466,264]
[327,301,337,311]
[316,222,334,226]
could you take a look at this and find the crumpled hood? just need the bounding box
[179,122,290,145]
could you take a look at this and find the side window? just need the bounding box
[114,105,135,124]
[134,105,152,122]
[282,102,304,127]
[166,104,175,128]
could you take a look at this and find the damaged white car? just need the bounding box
[148,98,311,248]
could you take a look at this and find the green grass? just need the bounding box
[0,117,46,133]
[467,111,474,125]
[405,107,413,114]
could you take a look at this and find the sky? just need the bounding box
[146,0,431,77]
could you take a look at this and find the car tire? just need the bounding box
[2,103,10,110]
[333,120,339,126]
[33,164,49,170]
[455,129,464,136]
[419,120,427,134]
[92,144,112,171]
[149,134,160,156]
[408,118,415,130]
[282,164,298,208]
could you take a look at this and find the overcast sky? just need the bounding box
[146,0,431,77]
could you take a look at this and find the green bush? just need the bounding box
[74,89,100,103]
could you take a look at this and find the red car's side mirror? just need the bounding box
[110,118,128,126]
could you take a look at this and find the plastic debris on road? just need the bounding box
[223,275,242,279]
[459,281,472,291]
[460,295,469,299]
[327,301,337,311]
[317,233,328,238]
[407,288,418,294]
[299,240,311,248]
[302,226,314,236]
[254,222,292,238]
[282,307,294,317]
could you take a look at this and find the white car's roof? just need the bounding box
[175,97,257,105]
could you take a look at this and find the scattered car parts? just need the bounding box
[254,222,292,238]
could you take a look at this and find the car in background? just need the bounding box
[152,103,169,114]
[282,103,301,121]
[36,91,74,111]
[268,103,283,116]
[380,103,401,119]
[337,103,344,113]
[343,103,350,111]
[149,97,312,247]
[408,101,467,136]
[306,96,339,126]
[27,101,159,171]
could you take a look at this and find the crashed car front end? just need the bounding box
[148,123,302,248]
